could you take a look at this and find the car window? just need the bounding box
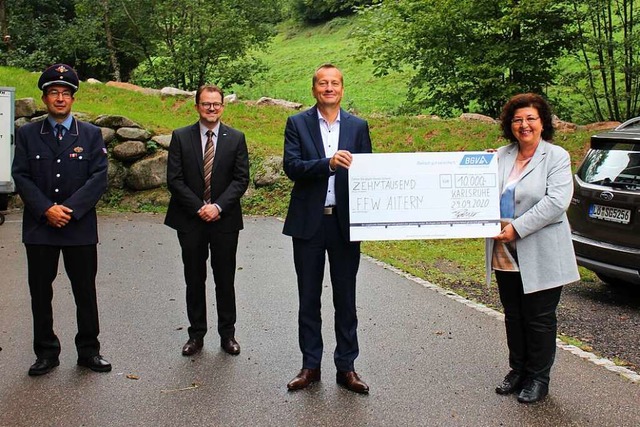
[578,143,640,191]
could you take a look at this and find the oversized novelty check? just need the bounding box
[349,152,501,241]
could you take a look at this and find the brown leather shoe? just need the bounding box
[287,368,321,391]
[336,371,369,394]
[221,337,241,355]
[182,338,203,356]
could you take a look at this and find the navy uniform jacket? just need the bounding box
[12,118,108,246]
[282,106,373,241]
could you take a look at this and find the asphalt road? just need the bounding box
[1,212,639,427]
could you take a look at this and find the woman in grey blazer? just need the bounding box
[486,93,580,404]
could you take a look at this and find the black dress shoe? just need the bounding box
[182,338,204,356]
[287,368,321,391]
[221,337,240,355]
[517,378,549,403]
[495,370,524,395]
[28,358,60,376]
[77,355,112,372]
[336,371,369,394]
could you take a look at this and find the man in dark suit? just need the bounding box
[283,64,373,394]
[12,63,111,376]
[165,84,249,357]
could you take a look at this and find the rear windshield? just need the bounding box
[578,143,640,191]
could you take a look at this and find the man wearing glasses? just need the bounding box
[12,64,110,376]
[165,84,249,357]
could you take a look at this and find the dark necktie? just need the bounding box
[55,124,65,143]
[203,130,215,203]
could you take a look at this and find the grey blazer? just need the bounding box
[485,140,580,293]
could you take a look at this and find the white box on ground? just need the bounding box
[0,87,15,193]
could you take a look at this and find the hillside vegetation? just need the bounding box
[230,18,411,115]
[0,21,598,303]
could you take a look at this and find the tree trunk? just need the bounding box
[605,1,620,120]
[101,0,121,81]
[0,0,11,51]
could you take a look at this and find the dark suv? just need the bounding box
[568,117,640,286]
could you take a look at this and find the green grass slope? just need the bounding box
[230,18,411,115]
[1,26,597,301]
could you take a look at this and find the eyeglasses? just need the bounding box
[199,102,223,110]
[47,89,73,99]
[511,116,539,126]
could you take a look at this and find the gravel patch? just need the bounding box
[405,272,640,374]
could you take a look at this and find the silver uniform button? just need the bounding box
[79,156,83,160]
[36,155,40,159]
[57,159,61,163]
[54,189,59,193]
[56,174,60,178]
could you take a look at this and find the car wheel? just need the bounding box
[596,273,630,287]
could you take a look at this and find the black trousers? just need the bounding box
[177,224,239,340]
[292,213,361,372]
[496,270,562,385]
[25,244,100,360]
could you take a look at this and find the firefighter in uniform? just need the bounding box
[12,64,111,376]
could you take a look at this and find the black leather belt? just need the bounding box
[323,206,335,215]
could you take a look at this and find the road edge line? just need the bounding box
[362,254,640,384]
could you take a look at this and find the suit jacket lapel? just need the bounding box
[212,124,230,176]
[519,140,547,180]
[501,144,517,192]
[338,108,350,151]
[303,106,325,158]
[38,118,78,156]
[190,123,205,180]
[57,118,78,155]
[38,120,59,155]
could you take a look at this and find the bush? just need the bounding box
[291,0,374,23]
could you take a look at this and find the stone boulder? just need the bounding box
[126,151,168,190]
[106,81,162,96]
[152,134,172,149]
[14,117,30,129]
[73,112,91,122]
[416,114,441,120]
[94,115,142,129]
[160,87,196,98]
[582,121,621,132]
[106,81,144,92]
[31,114,47,123]
[107,159,127,189]
[253,155,284,187]
[87,78,102,84]
[256,97,303,110]
[112,141,147,161]
[552,116,577,132]
[459,113,497,124]
[15,98,37,118]
[224,94,238,104]
[116,127,152,141]
[100,127,117,146]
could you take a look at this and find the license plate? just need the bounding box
[589,204,631,224]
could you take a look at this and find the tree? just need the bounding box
[290,0,374,23]
[1,0,282,87]
[126,0,281,90]
[561,0,640,122]
[356,0,576,117]
[2,0,77,70]
[0,0,9,49]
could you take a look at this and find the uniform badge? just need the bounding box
[73,146,84,153]
[55,65,68,73]
[69,153,78,158]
